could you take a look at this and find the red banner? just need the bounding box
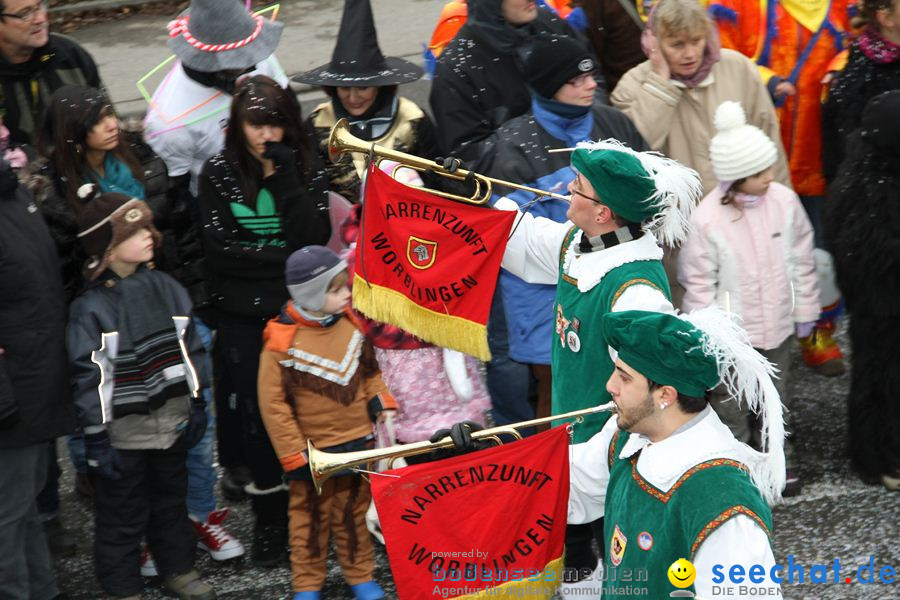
[353,164,515,360]
[371,427,570,600]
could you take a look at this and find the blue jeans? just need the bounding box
[186,317,217,520]
[486,290,535,433]
[0,444,59,599]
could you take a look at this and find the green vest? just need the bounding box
[551,228,671,442]
[602,430,774,598]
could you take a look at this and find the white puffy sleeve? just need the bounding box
[693,516,780,599]
[496,197,572,285]
[568,418,620,524]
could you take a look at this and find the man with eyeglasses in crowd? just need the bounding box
[492,138,701,586]
[481,31,650,590]
[0,0,103,146]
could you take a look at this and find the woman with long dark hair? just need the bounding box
[35,86,165,301]
[197,74,331,567]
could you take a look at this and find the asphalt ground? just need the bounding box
[48,320,900,599]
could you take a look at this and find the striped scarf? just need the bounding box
[112,270,190,418]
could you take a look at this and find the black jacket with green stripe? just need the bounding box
[197,148,332,320]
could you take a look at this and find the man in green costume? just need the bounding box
[569,308,785,599]
[498,139,700,442]
[497,139,700,581]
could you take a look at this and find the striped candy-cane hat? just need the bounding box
[167,0,283,73]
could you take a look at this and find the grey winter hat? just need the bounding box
[285,246,348,312]
[167,0,283,73]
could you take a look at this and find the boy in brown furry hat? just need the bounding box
[66,184,215,600]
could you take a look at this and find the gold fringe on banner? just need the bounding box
[454,555,564,599]
[353,274,491,361]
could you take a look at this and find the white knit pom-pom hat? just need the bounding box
[709,101,778,182]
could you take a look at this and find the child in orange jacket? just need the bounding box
[258,245,395,600]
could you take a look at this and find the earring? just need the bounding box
[659,403,667,410]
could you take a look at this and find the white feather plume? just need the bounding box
[574,139,702,246]
[680,306,787,505]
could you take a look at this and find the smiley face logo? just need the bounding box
[668,558,696,588]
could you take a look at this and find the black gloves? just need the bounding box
[263,141,298,175]
[429,421,491,458]
[435,156,463,173]
[0,158,18,195]
[433,155,477,196]
[183,397,208,449]
[85,431,124,480]
[262,141,303,196]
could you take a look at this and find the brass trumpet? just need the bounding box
[307,402,616,494]
[327,118,571,205]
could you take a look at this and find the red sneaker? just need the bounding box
[191,508,245,561]
[140,546,158,577]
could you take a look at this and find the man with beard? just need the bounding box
[568,308,785,599]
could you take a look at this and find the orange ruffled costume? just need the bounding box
[711,0,850,197]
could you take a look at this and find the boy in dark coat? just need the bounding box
[67,184,215,600]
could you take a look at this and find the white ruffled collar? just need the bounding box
[562,231,663,292]
[618,407,747,492]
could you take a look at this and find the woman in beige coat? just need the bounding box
[610,0,790,195]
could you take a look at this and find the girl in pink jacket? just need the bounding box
[677,101,820,497]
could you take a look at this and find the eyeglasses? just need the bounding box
[1,0,48,23]
[571,188,602,204]
[569,172,602,204]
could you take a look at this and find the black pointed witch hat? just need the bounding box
[292,0,423,87]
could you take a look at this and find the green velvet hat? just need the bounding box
[600,310,719,397]
[600,307,787,505]
[570,139,702,246]
[571,150,657,224]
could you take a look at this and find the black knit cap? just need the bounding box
[860,90,900,158]
[525,33,595,99]
[76,184,160,280]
